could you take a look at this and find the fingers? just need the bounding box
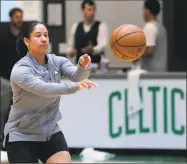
[82,54,89,58]
[77,81,88,91]
[77,79,98,91]
[81,54,91,62]
[78,83,86,90]
[80,54,87,60]
[83,79,97,87]
[80,81,89,88]
[79,54,91,68]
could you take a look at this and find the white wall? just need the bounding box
[0,0,43,22]
[65,0,163,68]
[1,1,17,22]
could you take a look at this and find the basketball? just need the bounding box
[110,24,146,61]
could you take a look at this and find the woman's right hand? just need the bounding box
[77,79,97,91]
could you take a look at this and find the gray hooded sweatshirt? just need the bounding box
[3,52,90,147]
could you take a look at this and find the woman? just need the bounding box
[3,21,97,163]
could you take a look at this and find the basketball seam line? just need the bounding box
[114,25,129,48]
[114,25,129,40]
[115,44,146,47]
[113,43,135,59]
[110,36,146,48]
[112,31,143,48]
[112,24,129,49]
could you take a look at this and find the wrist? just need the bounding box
[76,82,80,91]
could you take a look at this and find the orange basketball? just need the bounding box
[110,24,146,61]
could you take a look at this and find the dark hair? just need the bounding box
[9,8,23,18]
[81,0,95,9]
[16,21,45,58]
[144,0,160,16]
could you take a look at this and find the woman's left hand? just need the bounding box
[79,54,91,69]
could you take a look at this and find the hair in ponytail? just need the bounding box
[16,31,27,59]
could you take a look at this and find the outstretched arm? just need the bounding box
[58,54,91,82]
[11,64,78,97]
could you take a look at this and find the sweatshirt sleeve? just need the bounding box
[56,56,90,82]
[11,63,78,97]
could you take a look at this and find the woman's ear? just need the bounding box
[23,37,29,47]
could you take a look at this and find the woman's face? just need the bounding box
[25,24,49,55]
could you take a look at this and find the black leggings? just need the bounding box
[5,131,69,163]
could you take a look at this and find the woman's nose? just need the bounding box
[41,36,47,43]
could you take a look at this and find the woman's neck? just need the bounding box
[29,51,46,65]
